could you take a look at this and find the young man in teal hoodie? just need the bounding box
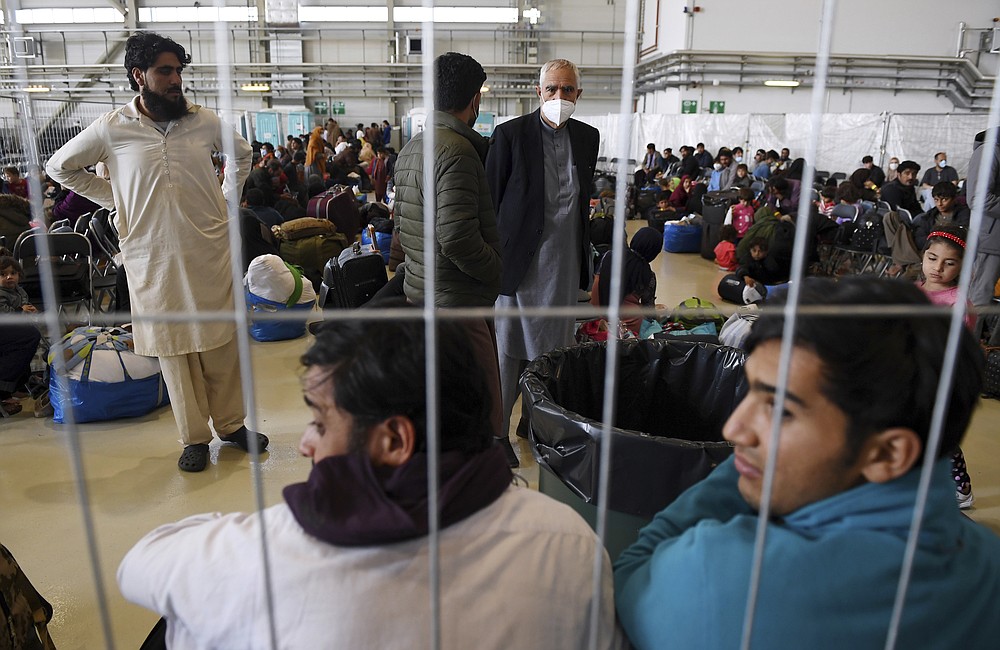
[614,277,1000,649]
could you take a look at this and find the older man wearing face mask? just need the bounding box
[486,58,600,466]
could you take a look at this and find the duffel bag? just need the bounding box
[48,326,169,424]
[663,222,702,253]
[245,256,316,342]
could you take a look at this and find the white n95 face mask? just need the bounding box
[889,162,898,171]
[541,99,576,127]
[939,159,947,168]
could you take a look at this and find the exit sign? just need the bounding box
[313,101,327,115]
[681,100,697,114]
[709,101,726,114]
[332,101,346,115]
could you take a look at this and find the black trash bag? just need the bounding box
[521,339,746,519]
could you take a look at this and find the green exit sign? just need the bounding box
[332,101,346,115]
[681,100,698,114]
[313,101,327,115]
[709,101,726,114]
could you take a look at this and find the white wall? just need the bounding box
[653,0,999,60]
[641,86,959,116]
[640,0,999,115]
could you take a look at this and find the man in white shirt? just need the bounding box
[118,312,623,650]
[46,32,266,473]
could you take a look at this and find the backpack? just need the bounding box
[669,297,727,334]
[590,214,614,247]
[849,210,883,251]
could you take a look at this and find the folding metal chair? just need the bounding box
[88,211,121,313]
[73,213,92,235]
[13,231,93,318]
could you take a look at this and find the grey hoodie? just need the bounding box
[968,127,1000,254]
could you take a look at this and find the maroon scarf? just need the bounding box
[283,445,512,546]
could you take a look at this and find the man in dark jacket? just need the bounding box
[486,58,599,466]
[677,145,700,179]
[968,128,1000,342]
[880,160,923,214]
[393,52,504,455]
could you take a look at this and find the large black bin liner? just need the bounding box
[521,339,746,519]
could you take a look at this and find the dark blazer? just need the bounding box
[486,109,600,295]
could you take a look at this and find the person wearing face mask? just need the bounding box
[886,156,901,183]
[393,52,505,458]
[731,146,745,166]
[486,58,600,467]
[921,152,959,189]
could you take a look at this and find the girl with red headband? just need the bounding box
[917,224,976,509]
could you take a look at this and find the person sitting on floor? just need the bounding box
[118,313,623,649]
[714,225,739,272]
[614,276,1000,649]
[242,188,285,229]
[590,227,662,337]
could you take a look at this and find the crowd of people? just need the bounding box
[1,32,999,650]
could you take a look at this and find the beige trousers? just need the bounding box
[157,336,246,446]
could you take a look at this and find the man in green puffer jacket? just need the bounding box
[395,53,501,307]
[394,52,511,463]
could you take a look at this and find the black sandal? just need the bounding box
[178,444,210,472]
[219,426,269,453]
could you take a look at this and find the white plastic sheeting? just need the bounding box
[885,114,984,177]
[575,111,985,177]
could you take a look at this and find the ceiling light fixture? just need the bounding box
[24,85,50,93]
[763,79,800,88]
[240,83,270,92]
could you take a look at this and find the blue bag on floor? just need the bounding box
[360,229,392,265]
[663,223,703,253]
[245,256,317,342]
[48,326,169,424]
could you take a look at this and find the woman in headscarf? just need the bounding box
[305,127,327,180]
[668,175,691,210]
[590,227,662,335]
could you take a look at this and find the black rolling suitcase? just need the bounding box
[319,226,388,309]
[700,196,730,260]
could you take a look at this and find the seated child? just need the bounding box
[731,163,752,189]
[648,196,677,223]
[714,225,739,271]
[731,188,755,238]
[737,237,787,288]
[590,227,662,337]
[3,167,28,199]
[817,185,836,217]
[0,256,41,416]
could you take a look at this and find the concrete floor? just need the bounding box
[2,220,998,649]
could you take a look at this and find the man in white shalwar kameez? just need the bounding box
[47,32,267,472]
